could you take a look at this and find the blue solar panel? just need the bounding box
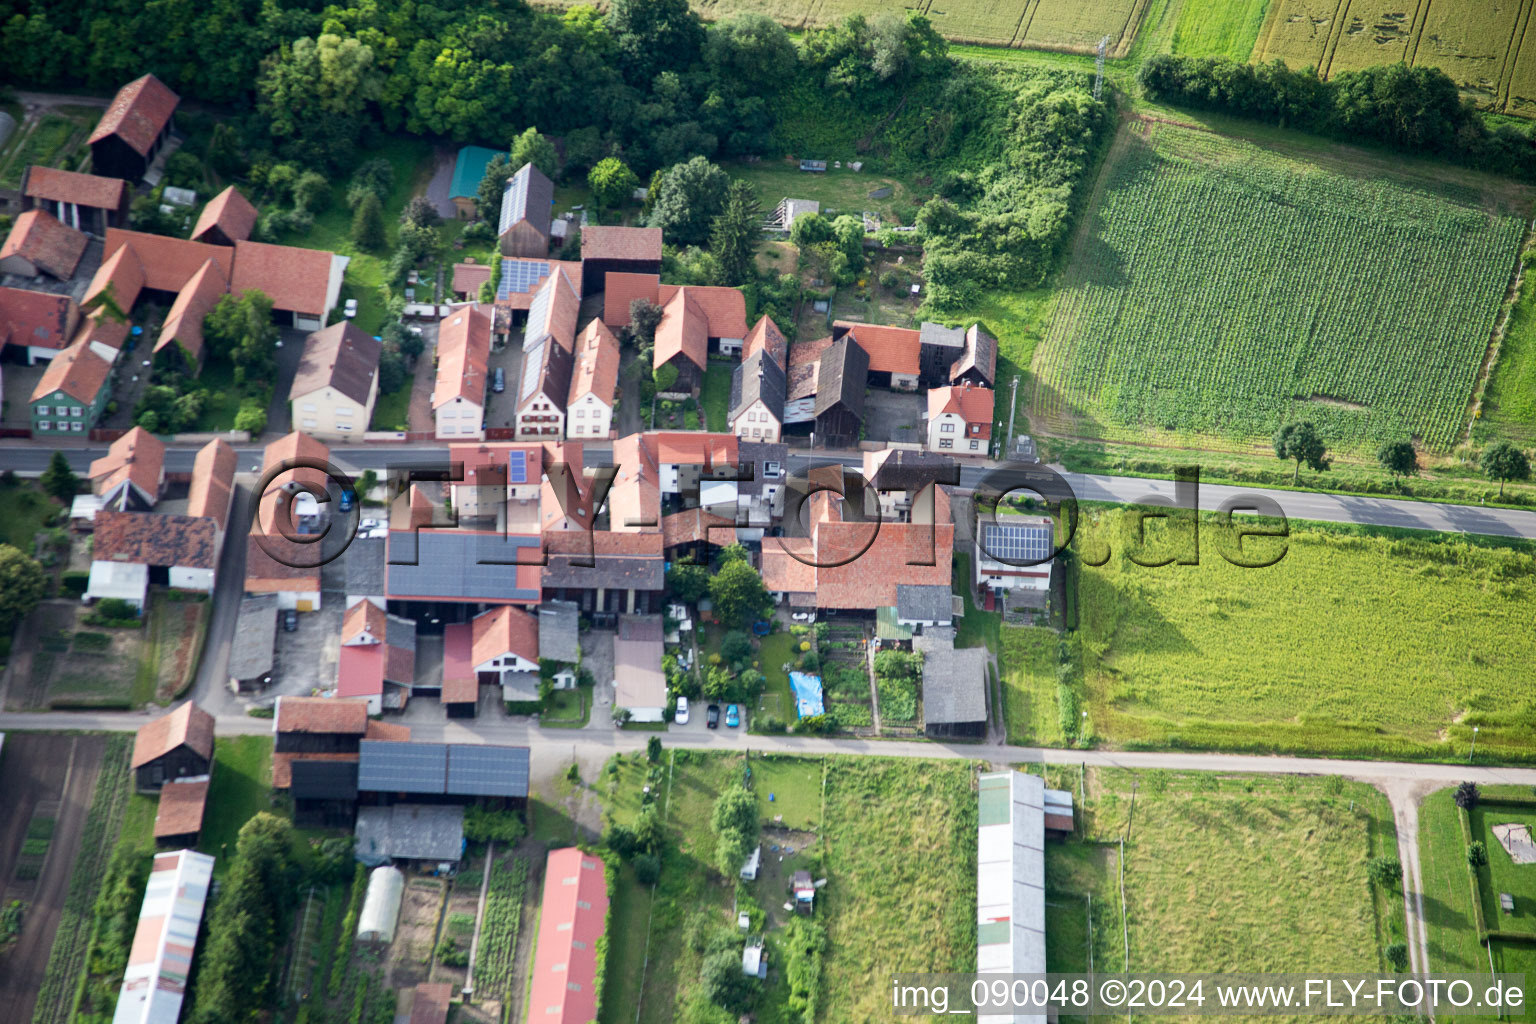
[496,259,552,301]
[507,450,527,484]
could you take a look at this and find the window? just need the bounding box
[338,424,352,431]
[573,940,587,950]
[72,422,83,432]
[70,406,82,417]
[940,422,954,433]
[970,424,980,434]
[939,439,953,449]
[575,408,584,418]
[970,440,979,449]
[301,403,316,413]
[36,405,49,416]
[764,462,781,477]
[302,419,317,429]
[336,406,352,416]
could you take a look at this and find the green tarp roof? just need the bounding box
[450,145,502,200]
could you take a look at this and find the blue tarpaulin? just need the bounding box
[789,672,824,719]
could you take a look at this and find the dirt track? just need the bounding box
[0,733,106,1023]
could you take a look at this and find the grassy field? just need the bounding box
[1071,509,1536,761]
[1168,0,1270,58]
[1031,118,1527,453]
[0,481,57,550]
[999,625,1062,746]
[700,358,733,432]
[726,158,916,223]
[1418,786,1536,1021]
[1476,252,1536,446]
[198,736,272,864]
[755,629,798,723]
[1050,769,1405,979]
[370,379,411,431]
[951,553,1001,652]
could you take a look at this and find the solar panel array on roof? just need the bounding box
[497,259,551,300]
[446,745,530,797]
[507,450,527,484]
[981,521,1053,565]
[358,741,447,794]
[386,531,541,601]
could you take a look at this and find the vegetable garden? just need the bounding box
[1032,119,1527,452]
[473,854,529,1003]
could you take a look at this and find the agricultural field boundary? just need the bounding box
[1461,228,1536,446]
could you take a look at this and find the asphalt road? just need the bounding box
[11,441,1536,540]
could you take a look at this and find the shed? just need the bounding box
[409,982,454,1024]
[920,644,987,739]
[355,804,465,867]
[1043,787,1075,834]
[228,594,279,692]
[131,702,215,793]
[537,599,581,664]
[743,942,767,979]
[292,760,360,829]
[800,160,828,172]
[153,777,209,845]
[740,845,762,881]
[356,865,405,943]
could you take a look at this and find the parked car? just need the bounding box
[344,298,359,318]
[791,611,816,622]
[725,704,740,728]
[675,696,689,725]
[706,703,721,729]
[492,367,506,393]
[338,489,355,513]
[282,609,298,632]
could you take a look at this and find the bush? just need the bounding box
[1468,841,1488,867]
[1367,856,1402,888]
[60,571,89,597]
[1384,943,1409,971]
[436,937,469,967]
[634,852,661,885]
[1454,781,1480,810]
[464,806,526,844]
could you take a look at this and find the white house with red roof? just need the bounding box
[927,382,995,456]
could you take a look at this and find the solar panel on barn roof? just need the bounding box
[357,740,446,794]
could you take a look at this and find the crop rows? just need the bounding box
[473,855,528,1000]
[31,735,134,1024]
[1033,121,1525,452]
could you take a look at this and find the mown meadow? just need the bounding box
[1032,118,1527,453]
[1065,510,1536,761]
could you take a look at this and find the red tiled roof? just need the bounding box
[153,779,209,838]
[90,74,179,156]
[928,383,995,438]
[89,426,165,501]
[606,434,659,532]
[93,509,217,570]
[471,604,539,668]
[527,848,608,1024]
[290,322,380,407]
[656,284,747,341]
[131,701,214,768]
[742,315,787,369]
[654,287,706,371]
[442,621,477,704]
[186,439,237,532]
[391,484,439,531]
[451,261,492,298]
[786,335,832,401]
[1,209,88,279]
[275,695,371,735]
[84,242,145,313]
[73,309,131,352]
[760,536,819,594]
[342,600,387,646]
[527,267,581,350]
[837,321,920,376]
[366,720,411,742]
[103,229,233,295]
[24,166,129,211]
[31,339,111,406]
[191,186,258,244]
[0,286,78,352]
[581,226,662,263]
[244,533,322,590]
[435,305,491,408]
[649,431,738,467]
[661,507,735,548]
[540,441,592,532]
[272,751,357,790]
[231,239,334,316]
[258,431,331,532]
[338,643,384,699]
[156,257,229,364]
[601,272,660,329]
[542,528,663,558]
[568,318,619,407]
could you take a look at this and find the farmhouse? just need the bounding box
[471,604,540,681]
[87,509,217,610]
[21,166,130,235]
[433,305,492,439]
[0,209,88,280]
[230,239,348,331]
[927,382,994,456]
[89,73,179,181]
[110,850,215,1024]
[975,514,1055,606]
[29,339,112,436]
[339,600,418,714]
[514,268,580,441]
[729,347,787,443]
[0,286,80,364]
[498,162,554,257]
[566,318,620,439]
[289,321,382,439]
[526,848,608,1024]
[130,702,215,793]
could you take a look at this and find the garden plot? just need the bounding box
[1032,118,1527,452]
[384,877,447,989]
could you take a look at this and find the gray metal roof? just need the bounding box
[499,162,553,238]
[921,645,988,724]
[385,531,541,602]
[896,584,952,624]
[385,614,417,655]
[345,537,386,597]
[538,600,581,663]
[542,554,662,591]
[358,740,447,794]
[446,744,529,798]
[919,321,965,349]
[355,804,464,865]
[291,759,358,801]
[228,594,278,680]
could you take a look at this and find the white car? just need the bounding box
[344,298,359,318]
[791,612,816,622]
[675,697,689,725]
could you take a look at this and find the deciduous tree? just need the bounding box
[0,545,46,627]
[1377,439,1418,481]
[510,126,558,180]
[588,157,639,211]
[1273,421,1331,484]
[1480,440,1530,497]
[708,558,769,627]
[647,156,729,247]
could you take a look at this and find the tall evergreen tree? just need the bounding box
[350,190,385,251]
[709,180,763,286]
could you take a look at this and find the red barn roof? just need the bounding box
[1,209,88,279]
[131,702,214,768]
[191,186,259,244]
[526,848,608,1024]
[90,74,179,156]
[23,166,129,211]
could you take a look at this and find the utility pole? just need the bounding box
[1095,35,1110,101]
[1006,375,1020,454]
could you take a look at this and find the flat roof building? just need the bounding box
[110,849,215,1024]
[977,771,1045,1024]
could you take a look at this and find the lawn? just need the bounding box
[187,354,253,432]
[725,159,917,225]
[749,753,822,830]
[1419,785,1536,1021]
[1074,510,1536,760]
[951,552,1000,653]
[946,286,1053,444]
[1169,0,1271,59]
[277,136,435,335]
[699,358,733,432]
[0,480,58,550]
[541,684,592,728]
[1057,769,1405,976]
[999,625,1062,746]
[754,629,797,724]
[198,735,272,865]
[1031,117,1527,453]
[369,379,411,431]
